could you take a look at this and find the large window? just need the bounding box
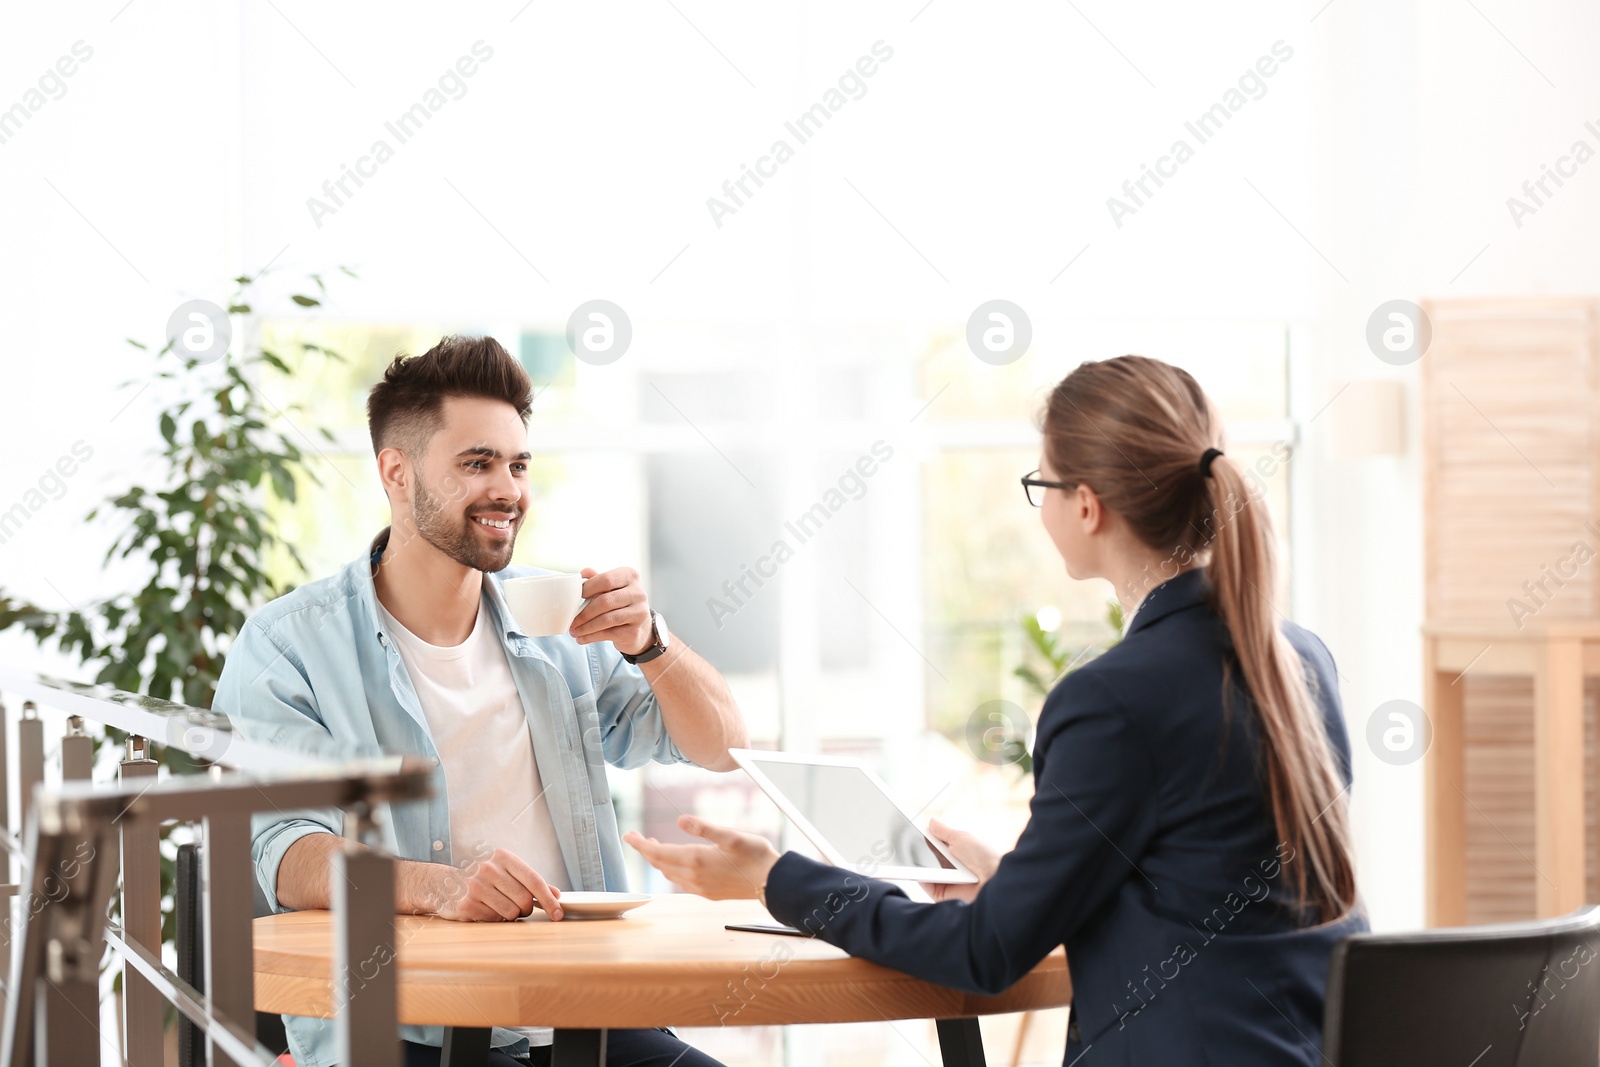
[916,319,1294,745]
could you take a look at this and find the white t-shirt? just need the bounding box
[377,595,572,1049]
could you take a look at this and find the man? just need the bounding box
[213,335,744,1067]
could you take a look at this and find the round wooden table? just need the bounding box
[254,893,1072,1066]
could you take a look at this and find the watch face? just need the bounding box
[654,611,670,649]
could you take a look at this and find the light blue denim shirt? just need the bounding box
[211,527,693,1067]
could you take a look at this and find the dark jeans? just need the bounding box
[400,1030,725,1067]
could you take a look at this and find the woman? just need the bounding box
[626,355,1368,1066]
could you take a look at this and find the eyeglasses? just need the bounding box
[1020,469,1075,507]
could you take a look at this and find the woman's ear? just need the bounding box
[1076,483,1105,534]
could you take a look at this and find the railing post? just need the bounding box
[30,817,114,1067]
[0,696,10,836]
[7,698,44,1029]
[120,736,162,1067]
[335,805,400,1067]
[59,717,92,784]
[202,781,255,1067]
[16,704,42,843]
[0,696,11,1022]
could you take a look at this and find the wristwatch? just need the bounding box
[622,609,670,664]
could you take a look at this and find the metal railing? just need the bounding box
[0,670,432,1067]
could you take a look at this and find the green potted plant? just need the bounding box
[0,266,352,999]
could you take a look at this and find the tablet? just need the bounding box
[730,749,978,884]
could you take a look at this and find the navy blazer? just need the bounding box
[764,568,1369,1067]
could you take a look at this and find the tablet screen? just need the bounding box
[743,757,955,871]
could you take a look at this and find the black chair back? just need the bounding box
[1324,905,1600,1066]
[176,842,204,1067]
[175,841,290,1067]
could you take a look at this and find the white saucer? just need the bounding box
[547,892,652,920]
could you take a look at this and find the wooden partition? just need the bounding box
[1422,297,1600,926]
[1424,624,1596,925]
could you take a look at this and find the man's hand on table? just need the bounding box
[625,815,780,900]
[408,847,565,922]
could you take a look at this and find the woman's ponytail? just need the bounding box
[1204,452,1358,923]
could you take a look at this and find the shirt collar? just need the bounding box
[362,526,531,645]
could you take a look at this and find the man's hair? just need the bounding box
[366,335,533,459]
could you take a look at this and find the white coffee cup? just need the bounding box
[503,573,587,637]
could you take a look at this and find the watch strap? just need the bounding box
[623,610,668,664]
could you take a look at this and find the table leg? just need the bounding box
[936,1017,987,1067]
[1534,634,1586,917]
[442,1026,491,1066]
[1424,641,1466,928]
[552,1028,608,1067]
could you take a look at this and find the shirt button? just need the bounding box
[432,840,444,852]
[430,757,440,767]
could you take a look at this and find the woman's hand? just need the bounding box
[919,817,1002,903]
[624,815,781,900]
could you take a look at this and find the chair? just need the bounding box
[176,842,291,1067]
[1323,905,1600,1066]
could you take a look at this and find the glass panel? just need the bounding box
[647,451,781,673]
[922,448,1120,739]
[917,318,1289,422]
[815,451,873,671]
[917,322,1292,746]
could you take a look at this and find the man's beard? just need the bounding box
[410,476,516,572]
